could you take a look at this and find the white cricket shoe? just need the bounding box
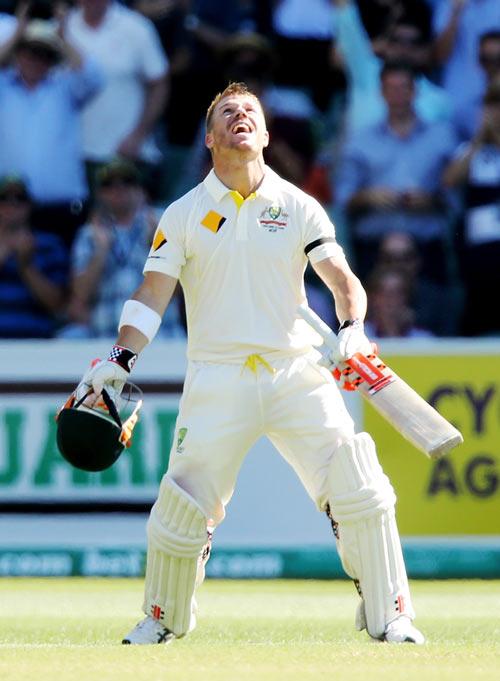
[122,616,176,645]
[384,616,425,645]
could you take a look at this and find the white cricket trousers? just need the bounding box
[166,352,355,526]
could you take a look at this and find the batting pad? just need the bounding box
[328,433,415,639]
[144,476,208,636]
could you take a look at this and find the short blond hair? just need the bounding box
[205,82,262,130]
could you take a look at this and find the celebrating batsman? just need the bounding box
[76,82,424,645]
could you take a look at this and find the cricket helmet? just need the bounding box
[56,386,142,472]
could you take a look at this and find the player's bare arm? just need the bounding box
[78,271,178,406]
[312,256,367,325]
[312,256,372,363]
[116,271,178,354]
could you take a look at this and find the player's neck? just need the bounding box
[212,156,266,199]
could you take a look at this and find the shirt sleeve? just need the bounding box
[336,3,380,91]
[136,15,169,81]
[432,2,452,36]
[143,203,186,279]
[303,196,345,264]
[70,225,95,275]
[65,57,105,108]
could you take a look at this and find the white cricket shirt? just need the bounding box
[66,3,169,162]
[144,166,345,361]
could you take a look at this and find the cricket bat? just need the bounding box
[298,304,463,459]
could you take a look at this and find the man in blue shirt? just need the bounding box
[0,15,103,246]
[335,62,458,282]
[333,0,451,134]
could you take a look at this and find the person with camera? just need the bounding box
[0,1,104,247]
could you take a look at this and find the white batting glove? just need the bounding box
[329,319,373,364]
[76,345,138,407]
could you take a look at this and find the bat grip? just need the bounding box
[298,304,338,351]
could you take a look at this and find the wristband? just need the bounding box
[338,319,363,332]
[108,345,138,373]
[118,299,162,343]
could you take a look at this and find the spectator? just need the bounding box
[59,159,185,338]
[454,30,500,141]
[432,0,500,117]
[364,266,434,338]
[0,12,103,247]
[375,231,460,336]
[443,79,500,336]
[66,0,169,200]
[333,0,451,134]
[335,62,457,282]
[270,0,344,114]
[161,0,266,150]
[356,0,432,42]
[0,176,68,338]
[129,1,188,69]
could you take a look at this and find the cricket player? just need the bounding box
[77,82,425,645]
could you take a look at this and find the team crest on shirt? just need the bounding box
[259,205,288,232]
[176,427,188,453]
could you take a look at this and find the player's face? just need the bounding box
[206,94,269,157]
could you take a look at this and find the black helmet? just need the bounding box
[56,387,141,472]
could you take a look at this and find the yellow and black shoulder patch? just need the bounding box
[152,228,167,251]
[201,210,226,233]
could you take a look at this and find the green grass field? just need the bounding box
[0,578,498,681]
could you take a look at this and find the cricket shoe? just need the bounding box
[122,616,176,645]
[384,616,425,645]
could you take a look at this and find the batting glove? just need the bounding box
[329,319,373,364]
[76,345,138,406]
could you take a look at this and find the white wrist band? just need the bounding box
[118,300,162,343]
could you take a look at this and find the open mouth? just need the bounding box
[231,122,252,134]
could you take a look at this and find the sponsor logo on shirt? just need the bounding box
[259,205,288,232]
[201,210,226,233]
[152,228,167,251]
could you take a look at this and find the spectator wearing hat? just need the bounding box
[0,175,68,338]
[59,159,185,338]
[0,8,103,247]
[66,0,169,200]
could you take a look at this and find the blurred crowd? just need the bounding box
[1,0,500,340]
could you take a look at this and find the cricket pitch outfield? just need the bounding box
[0,578,498,681]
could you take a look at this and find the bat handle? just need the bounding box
[298,304,339,351]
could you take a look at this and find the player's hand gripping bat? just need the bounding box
[298,304,463,459]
